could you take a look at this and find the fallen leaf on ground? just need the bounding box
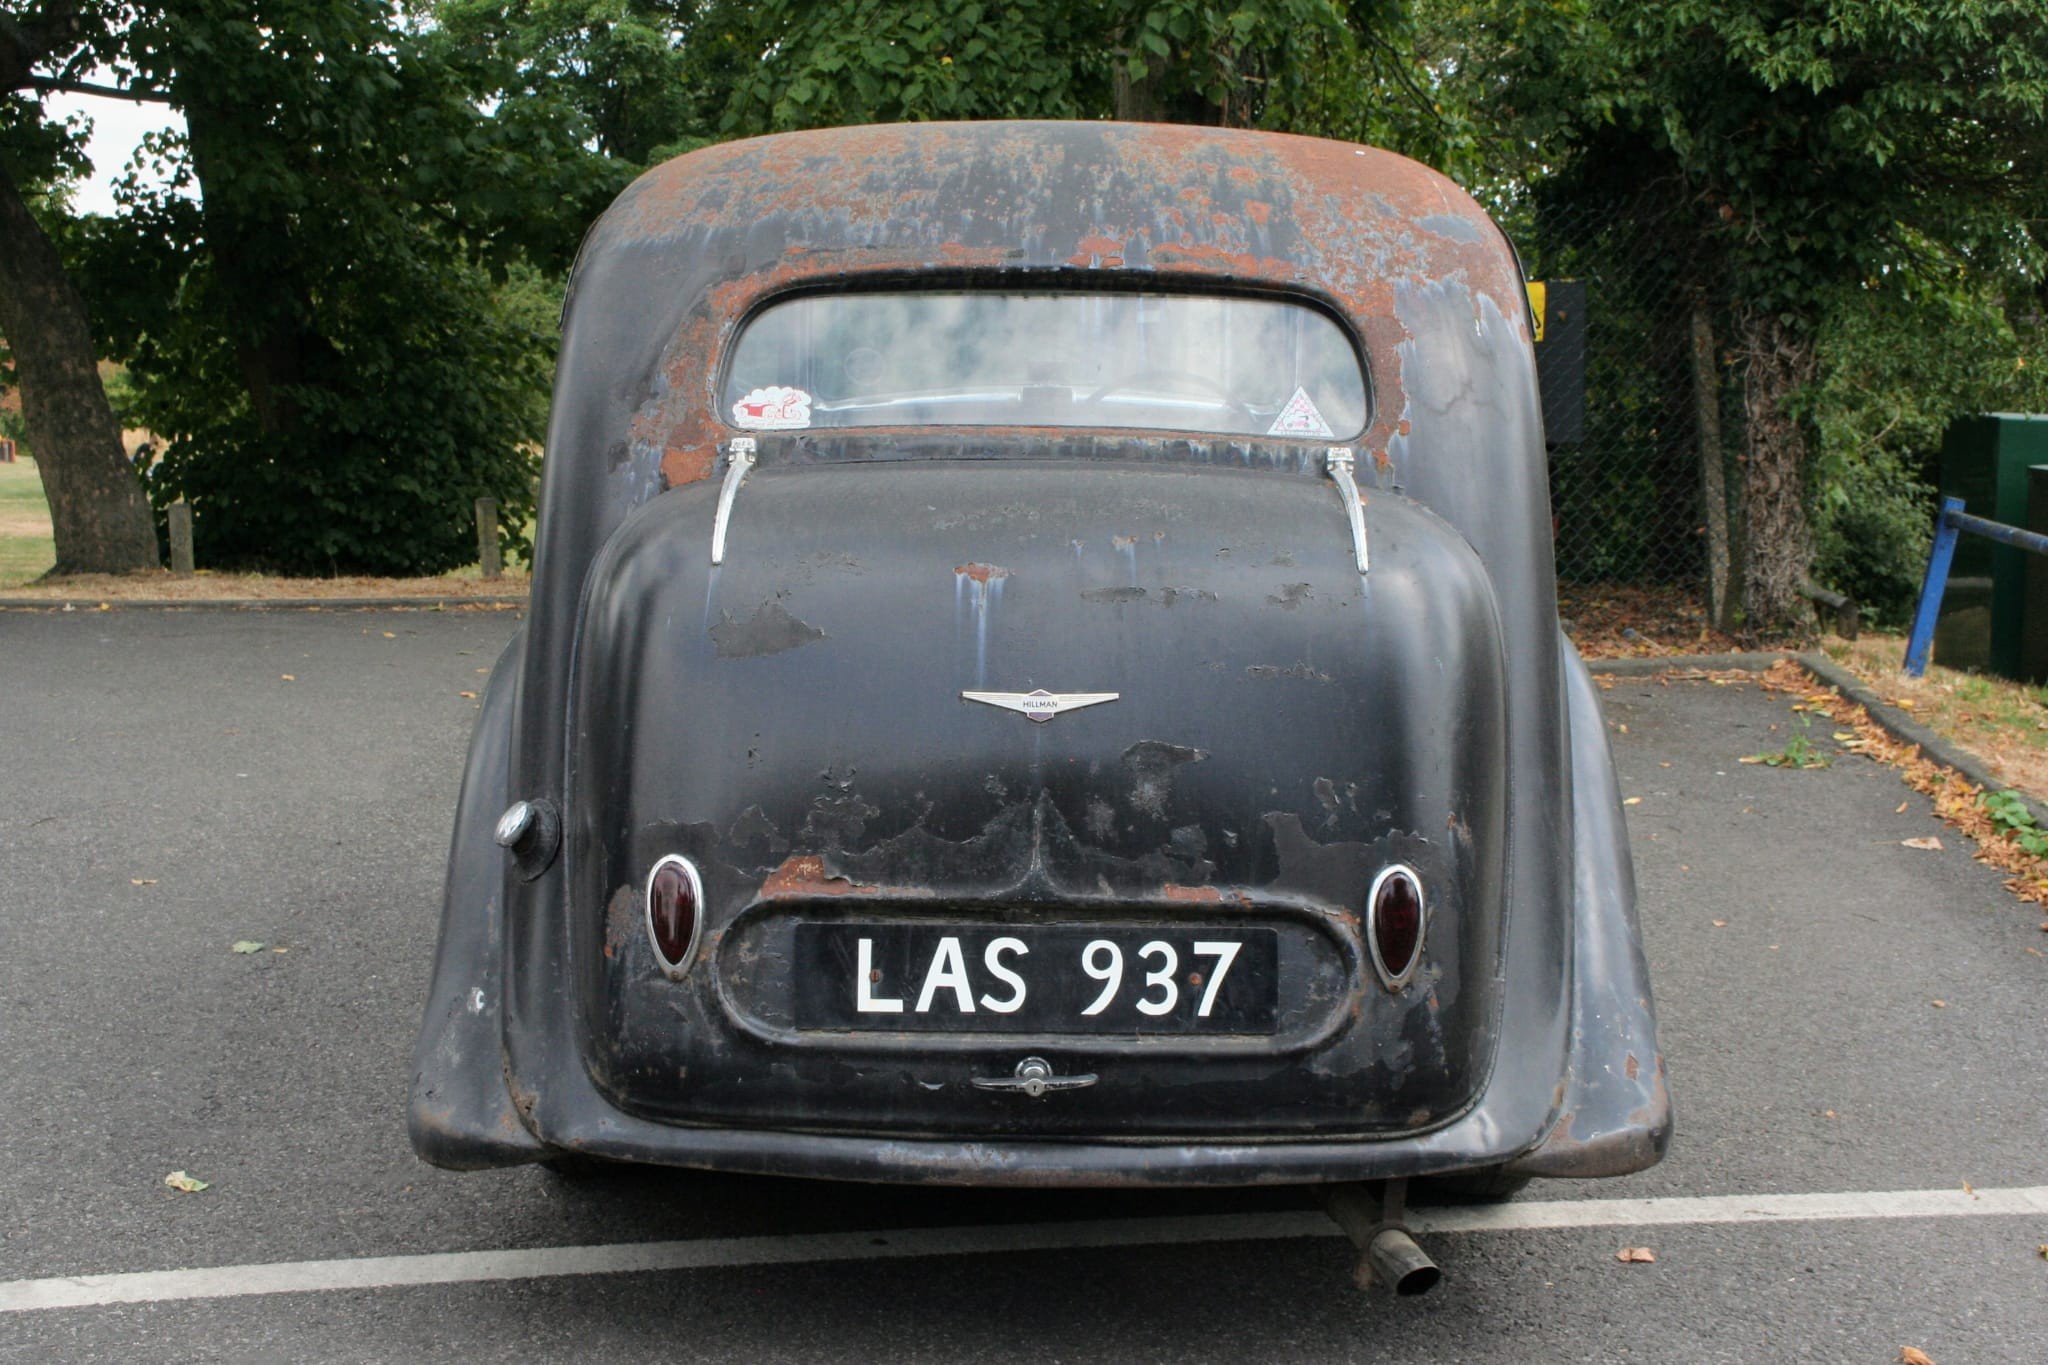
[280,674,296,682]
[1833,731,1856,741]
[1902,836,1944,850]
[1823,1110,1837,1119]
[1930,999,1947,1009]
[1963,1181,1976,1197]
[2037,1244,2047,1259]
[1896,801,1911,814]
[1900,1348,1935,1365]
[1615,1247,1657,1264]
[231,940,266,954]
[1624,796,1642,806]
[1738,755,1765,764]
[1711,919,1728,928]
[130,878,157,886]
[459,691,478,699]
[381,631,396,639]
[164,1171,209,1193]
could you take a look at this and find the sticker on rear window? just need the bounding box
[732,385,813,430]
[1268,387,1335,439]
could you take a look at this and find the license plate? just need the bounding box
[793,923,1279,1033]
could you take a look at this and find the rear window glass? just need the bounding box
[722,292,1367,440]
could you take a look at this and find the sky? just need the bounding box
[41,86,187,215]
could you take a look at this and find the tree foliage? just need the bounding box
[7,1,630,575]
[1438,0,2048,632]
[712,0,1471,171]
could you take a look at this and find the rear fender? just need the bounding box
[1505,638,1671,1177]
[408,629,546,1169]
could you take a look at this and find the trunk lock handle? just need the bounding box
[971,1056,1097,1098]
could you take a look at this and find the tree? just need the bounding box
[712,0,1470,170]
[0,1,160,575]
[1441,0,2048,633]
[43,1,624,575]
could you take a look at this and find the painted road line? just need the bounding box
[5,1185,2046,1314]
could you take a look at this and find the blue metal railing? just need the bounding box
[1902,495,2048,676]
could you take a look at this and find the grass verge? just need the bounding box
[0,454,525,600]
[0,457,57,586]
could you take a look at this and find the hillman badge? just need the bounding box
[961,689,1119,723]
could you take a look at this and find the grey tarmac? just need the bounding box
[1,610,2043,1362]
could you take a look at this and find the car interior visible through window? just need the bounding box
[722,291,1369,439]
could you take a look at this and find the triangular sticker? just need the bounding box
[1267,387,1335,439]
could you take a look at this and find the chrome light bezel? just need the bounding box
[1365,863,1426,990]
[645,853,707,979]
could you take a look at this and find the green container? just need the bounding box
[1935,414,2048,679]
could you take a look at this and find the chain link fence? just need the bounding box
[1513,193,1734,617]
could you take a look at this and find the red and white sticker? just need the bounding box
[1267,387,1335,439]
[732,385,813,430]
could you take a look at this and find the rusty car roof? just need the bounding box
[563,121,1531,491]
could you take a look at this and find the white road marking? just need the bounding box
[5,1184,2045,1314]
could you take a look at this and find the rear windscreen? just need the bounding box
[722,291,1367,440]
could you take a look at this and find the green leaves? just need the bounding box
[1983,789,2048,859]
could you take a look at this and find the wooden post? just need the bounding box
[475,496,501,579]
[168,500,194,576]
[1691,295,1734,631]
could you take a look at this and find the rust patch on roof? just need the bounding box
[586,121,1527,491]
[954,562,1011,585]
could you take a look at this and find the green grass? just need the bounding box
[0,457,56,588]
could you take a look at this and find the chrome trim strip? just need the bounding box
[1325,445,1368,575]
[645,853,707,979]
[710,437,756,565]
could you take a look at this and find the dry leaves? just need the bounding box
[1615,1246,1657,1264]
[1756,662,2048,905]
[280,673,296,682]
[1902,836,1945,851]
[1930,999,1948,1009]
[130,878,157,886]
[231,940,266,954]
[1900,1348,1936,1365]
[164,1171,209,1193]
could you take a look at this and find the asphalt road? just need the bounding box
[1,610,2043,1362]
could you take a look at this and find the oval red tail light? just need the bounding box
[646,855,704,976]
[1368,865,1424,988]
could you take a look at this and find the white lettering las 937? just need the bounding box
[856,936,1243,1017]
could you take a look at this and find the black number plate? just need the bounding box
[793,924,1279,1033]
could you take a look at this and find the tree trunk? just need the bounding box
[0,162,159,576]
[1734,305,1817,636]
[1690,295,1735,632]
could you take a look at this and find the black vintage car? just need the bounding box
[412,121,1667,1292]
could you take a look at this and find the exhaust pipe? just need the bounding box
[1319,1179,1442,1296]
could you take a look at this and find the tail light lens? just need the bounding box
[1367,865,1424,989]
[646,855,704,977]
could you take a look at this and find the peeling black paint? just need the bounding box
[709,600,825,658]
